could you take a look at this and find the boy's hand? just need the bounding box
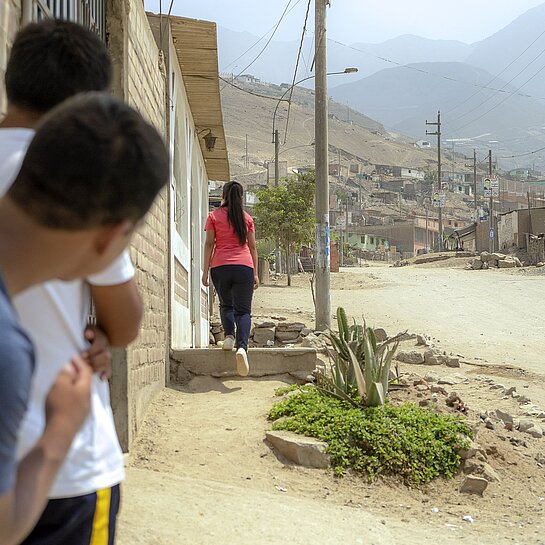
[254,275,260,290]
[45,357,92,438]
[202,272,209,287]
[81,326,112,380]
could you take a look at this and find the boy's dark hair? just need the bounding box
[5,19,112,112]
[9,93,169,229]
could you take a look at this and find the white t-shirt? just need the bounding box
[0,128,132,498]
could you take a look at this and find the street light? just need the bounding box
[272,67,358,148]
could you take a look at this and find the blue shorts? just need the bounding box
[21,484,121,545]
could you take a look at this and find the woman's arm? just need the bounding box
[247,231,259,289]
[202,229,215,286]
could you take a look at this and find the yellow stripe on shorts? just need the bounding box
[90,487,112,545]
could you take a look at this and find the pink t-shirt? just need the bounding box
[205,207,255,269]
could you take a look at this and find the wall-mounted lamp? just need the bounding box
[199,129,217,152]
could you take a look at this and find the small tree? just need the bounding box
[254,172,315,286]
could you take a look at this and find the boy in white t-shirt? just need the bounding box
[0,20,145,544]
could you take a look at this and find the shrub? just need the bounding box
[270,386,472,485]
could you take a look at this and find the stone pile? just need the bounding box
[250,320,326,350]
[467,251,523,270]
[396,347,460,368]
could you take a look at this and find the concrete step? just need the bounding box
[171,347,317,379]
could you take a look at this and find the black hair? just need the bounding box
[9,93,169,229]
[5,19,112,112]
[222,181,247,245]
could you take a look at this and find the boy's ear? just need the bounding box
[92,220,133,256]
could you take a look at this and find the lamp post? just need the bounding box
[271,67,358,185]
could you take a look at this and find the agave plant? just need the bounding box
[316,307,401,408]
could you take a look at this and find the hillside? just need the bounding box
[220,79,469,180]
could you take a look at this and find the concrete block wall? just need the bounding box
[0,0,22,115]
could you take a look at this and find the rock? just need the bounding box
[480,251,491,262]
[275,330,302,342]
[396,350,425,364]
[498,259,516,269]
[373,328,388,342]
[438,377,457,386]
[415,384,429,392]
[301,333,325,350]
[460,476,488,495]
[276,322,305,332]
[416,334,430,346]
[526,426,543,438]
[513,257,523,267]
[495,409,514,424]
[470,258,483,270]
[482,261,489,270]
[537,262,545,268]
[300,328,312,337]
[489,258,499,268]
[253,327,276,345]
[446,356,461,368]
[431,385,448,395]
[504,386,517,396]
[213,332,225,343]
[480,463,501,482]
[209,332,216,345]
[265,430,330,469]
[458,440,481,460]
[424,372,440,383]
[255,321,275,328]
[424,348,447,366]
[491,252,507,261]
[519,419,535,433]
[536,453,545,464]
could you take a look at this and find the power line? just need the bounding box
[452,62,545,134]
[326,35,545,101]
[283,0,312,145]
[448,45,545,125]
[222,0,304,72]
[500,144,545,159]
[219,76,290,101]
[445,28,545,115]
[230,0,300,82]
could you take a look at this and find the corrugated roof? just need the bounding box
[150,14,230,181]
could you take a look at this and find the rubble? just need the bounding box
[467,252,524,271]
[396,350,425,364]
[460,475,488,495]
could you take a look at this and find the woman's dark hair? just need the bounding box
[222,181,247,245]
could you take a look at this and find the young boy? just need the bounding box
[0,20,144,543]
[0,92,169,545]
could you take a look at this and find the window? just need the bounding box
[361,236,365,243]
[31,0,106,41]
[370,237,375,244]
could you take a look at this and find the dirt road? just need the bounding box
[254,265,545,375]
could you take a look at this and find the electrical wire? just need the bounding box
[452,62,545,134]
[222,0,304,72]
[444,28,545,115]
[448,45,545,125]
[500,144,545,158]
[326,36,545,101]
[230,0,299,83]
[219,76,290,101]
[283,0,312,144]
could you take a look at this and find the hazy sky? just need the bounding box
[144,0,545,44]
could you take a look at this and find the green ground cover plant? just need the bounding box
[269,385,472,485]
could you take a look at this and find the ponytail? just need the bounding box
[222,181,247,245]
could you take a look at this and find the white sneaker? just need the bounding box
[236,348,250,377]
[222,336,235,351]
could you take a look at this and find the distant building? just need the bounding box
[347,233,390,252]
[237,73,260,84]
[414,140,432,149]
[392,166,426,180]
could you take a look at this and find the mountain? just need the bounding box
[218,28,473,83]
[466,3,545,99]
[329,61,545,165]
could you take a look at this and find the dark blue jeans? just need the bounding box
[211,265,254,351]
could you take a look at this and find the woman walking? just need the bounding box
[203,181,259,376]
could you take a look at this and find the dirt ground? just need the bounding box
[117,263,545,544]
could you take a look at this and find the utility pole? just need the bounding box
[273,129,279,186]
[245,134,249,169]
[273,128,281,272]
[473,149,477,217]
[488,149,493,253]
[314,0,330,331]
[426,110,443,251]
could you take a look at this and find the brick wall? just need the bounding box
[107,0,169,450]
[0,0,21,115]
